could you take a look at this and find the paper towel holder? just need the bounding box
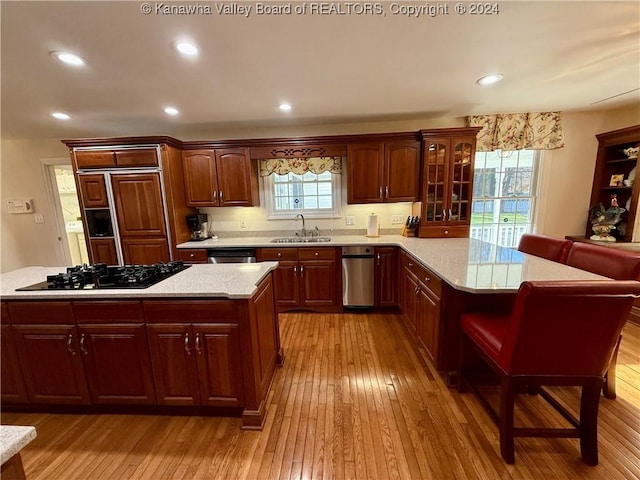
[366,213,380,238]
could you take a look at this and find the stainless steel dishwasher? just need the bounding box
[342,246,374,308]
[207,248,256,263]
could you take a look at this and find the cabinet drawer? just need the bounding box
[115,149,158,167]
[176,249,208,263]
[407,258,442,297]
[8,301,74,324]
[258,248,298,261]
[73,301,144,323]
[419,225,469,238]
[75,150,117,169]
[298,247,336,260]
[143,300,237,323]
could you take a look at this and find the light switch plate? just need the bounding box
[345,216,356,226]
[391,215,404,225]
[240,219,247,228]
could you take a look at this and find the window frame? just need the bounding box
[262,171,342,220]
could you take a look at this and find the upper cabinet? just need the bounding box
[587,125,640,241]
[347,141,420,204]
[183,148,259,207]
[74,148,158,169]
[418,128,480,238]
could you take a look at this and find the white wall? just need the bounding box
[1,106,638,272]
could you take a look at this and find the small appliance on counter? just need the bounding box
[186,214,211,241]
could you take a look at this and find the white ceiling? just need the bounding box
[1,1,639,139]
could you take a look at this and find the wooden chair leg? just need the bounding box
[499,376,516,464]
[603,334,622,399]
[580,385,601,466]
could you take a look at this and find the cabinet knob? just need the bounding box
[444,230,449,235]
[189,253,195,258]
[425,277,431,283]
[315,252,319,256]
[277,252,282,257]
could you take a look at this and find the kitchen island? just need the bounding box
[0,263,282,429]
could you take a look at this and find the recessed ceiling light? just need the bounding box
[477,74,504,86]
[175,42,199,56]
[51,112,71,120]
[50,51,86,66]
[164,106,180,116]
[279,103,292,112]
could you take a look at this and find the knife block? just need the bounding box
[401,224,417,237]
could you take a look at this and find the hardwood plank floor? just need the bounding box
[3,313,640,479]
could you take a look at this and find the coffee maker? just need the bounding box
[186,214,210,241]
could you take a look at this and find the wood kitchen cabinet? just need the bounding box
[400,255,442,362]
[90,238,118,266]
[347,141,420,204]
[176,249,208,264]
[1,306,29,405]
[418,128,480,238]
[78,174,109,208]
[74,148,158,169]
[256,247,341,312]
[144,300,244,407]
[374,246,398,307]
[183,148,259,207]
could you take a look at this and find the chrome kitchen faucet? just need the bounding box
[295,214,306,237]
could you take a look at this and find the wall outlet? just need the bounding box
[391,214,404,225]
[240,218,247,229]
[345,216,356,226]
[34,213,45,224]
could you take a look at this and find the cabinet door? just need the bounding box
[75,150,116,169]
[215,148,258,207]
[347,143,385,203]
[193,324,244,407]
[111,173,167,237]
[375,247,398,307]
[384,142,420,202]
[79,174,109,208]
[183,149,218,206]
[403,270,418,334]
[77,324,156,405]
[448,138,475,225]
[416,287,440,363]
[121,238,170,264]
[115,149,158,167]
[12,325,91,405]
[147,324,200,406]
[299,260,338,308]
[1,325,28,404]
[90,238,118,265]
[421,138,449,226]
[272,261,300,309]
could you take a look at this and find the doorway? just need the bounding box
[43,162,89,265]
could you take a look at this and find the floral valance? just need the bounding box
[259,157,343,177]
[467,112,565,151]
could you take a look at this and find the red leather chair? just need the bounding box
[566,242,640,398]
[459,280,640,465]
[517,233,572,263]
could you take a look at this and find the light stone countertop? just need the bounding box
[0,425,36,465]
[0,263,278,300]
[179,235,608,293]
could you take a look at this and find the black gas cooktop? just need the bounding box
[16,262,190,291]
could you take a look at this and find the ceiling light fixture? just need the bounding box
[164,106,180,116]
[279,103,293,112]
[51,112,71,120]
[50,51,86,66]
[175,42,199,56]
[476,74,504,86]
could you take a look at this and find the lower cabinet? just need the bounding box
[257,247,341,312]
[400,254,442,363]
[375,246,398,307]
[147,323,244,407]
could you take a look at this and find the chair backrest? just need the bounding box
[566,242,640,280]
[517,233,573,263]
[497,280,640,376]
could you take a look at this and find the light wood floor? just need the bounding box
[3,313,640,480]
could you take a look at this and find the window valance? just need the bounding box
[259,157,343,177]
[467,112,565,152]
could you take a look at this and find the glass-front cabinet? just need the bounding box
[418,128,480,238]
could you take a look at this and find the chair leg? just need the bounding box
[580,385,601,466]
[499,376,516,464]
[603,335,622,399]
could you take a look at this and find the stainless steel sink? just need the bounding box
[270,237,331,243]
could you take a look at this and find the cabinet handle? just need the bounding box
[408,262,414,267]
[385,186,389,198]
[294,266,298,274]
[300,265,304,275]
[67,334,76,356]
[220,191,224,201]
[379,187,383,199]
[425,277,431,283]
[213,190,218,201]
[415,286,420,296]
[195,333,202,355]
[442,210,447,220]
[377,253,381,266]
[185,333,191,355]
[80,334,88,356]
